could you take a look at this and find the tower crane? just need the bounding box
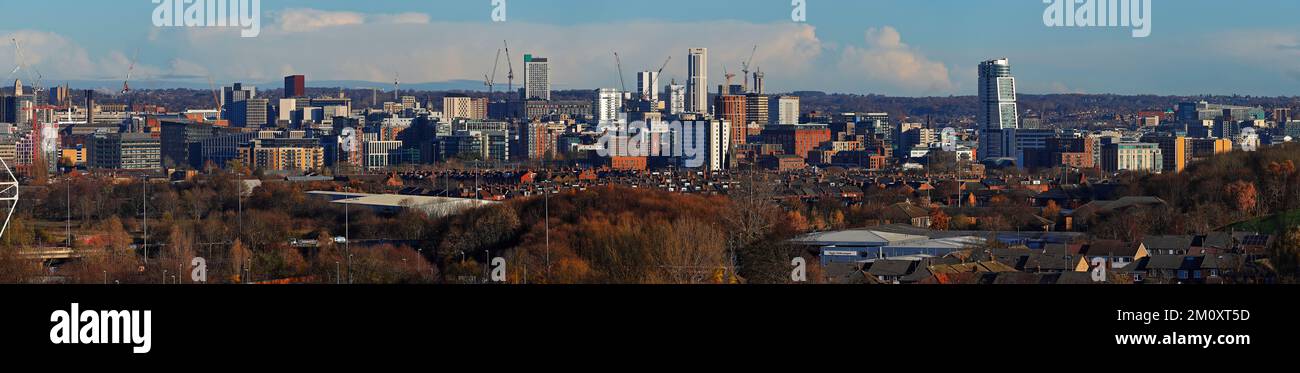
[484,48,501,98]
[208,75,222,122]
[11,38,43,92]
[645,55,671,101]
[613,51,627,94]
[723,65,736,93]
[503,40,515,97]
[740,45,757,94]
[122,49,139,94]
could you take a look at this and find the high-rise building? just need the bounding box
[229,98,269,128]
[595,88,624,125]
[978,58,1018,159]
[284,75,306,98]
[746,94,769,127]
[48,84,69,107]
[222,83,256,107]
[666,83,686,115]
[636,71,659,102]
[700,120,731,172]
[523,54,551,101]
[715,94,747,145]
[85,90,96,124]
[686,48,708,114]
[769,96,799,125]
[11,79,22,96]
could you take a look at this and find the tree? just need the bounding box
[929,208,950,231]
[1271,227,1300,280]
[229,239,250,283]
[1043,200,1061,219]
[1224,180,1258,215]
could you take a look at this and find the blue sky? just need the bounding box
[3,0,1300,96]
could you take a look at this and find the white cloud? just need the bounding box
[274,9,430,33]
[7,13,976,96]
[275,9,365,32]
[1213,29,1300,71]
[837,26,956,95]
[153,15,826,90]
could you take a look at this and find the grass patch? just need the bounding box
[1227,210,1300,234]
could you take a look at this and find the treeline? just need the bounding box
[416,180,814,284]
[2,170,819,284]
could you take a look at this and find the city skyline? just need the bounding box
[2,0,1300,96]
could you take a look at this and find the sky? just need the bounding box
[2,0,1300,97]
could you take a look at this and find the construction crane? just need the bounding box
[740,45,757,94]
[208,75,222,121]
[11,38,43,92]
[645,55,672,101]
[483,48,502,98]
[503,40,515,97]
[723,65,736,93]
[121,49,139,94]
[613,51,627,94]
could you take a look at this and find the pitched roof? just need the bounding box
[886,202,930,220]
[867,259,917,277]
[1146,255,1203,270]
[1142,235,1194,251]
[1083,240,1141,257]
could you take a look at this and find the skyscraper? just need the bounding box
[686,48,708,114]
[978,58,1019,159]
[524,54,551,101]
[594,88,624,125]
[284,75,306,98]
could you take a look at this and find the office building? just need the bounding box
[1140,134,1191,173]
[284,75,306,98]
[228,98,269,128]
[1102,142,1163,173]
[978,58,1018,159]
[523,54,550,101]
[443,94,488,120]
[87,132,161,170]
[362,140,404,170]
[769,96,799,125]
